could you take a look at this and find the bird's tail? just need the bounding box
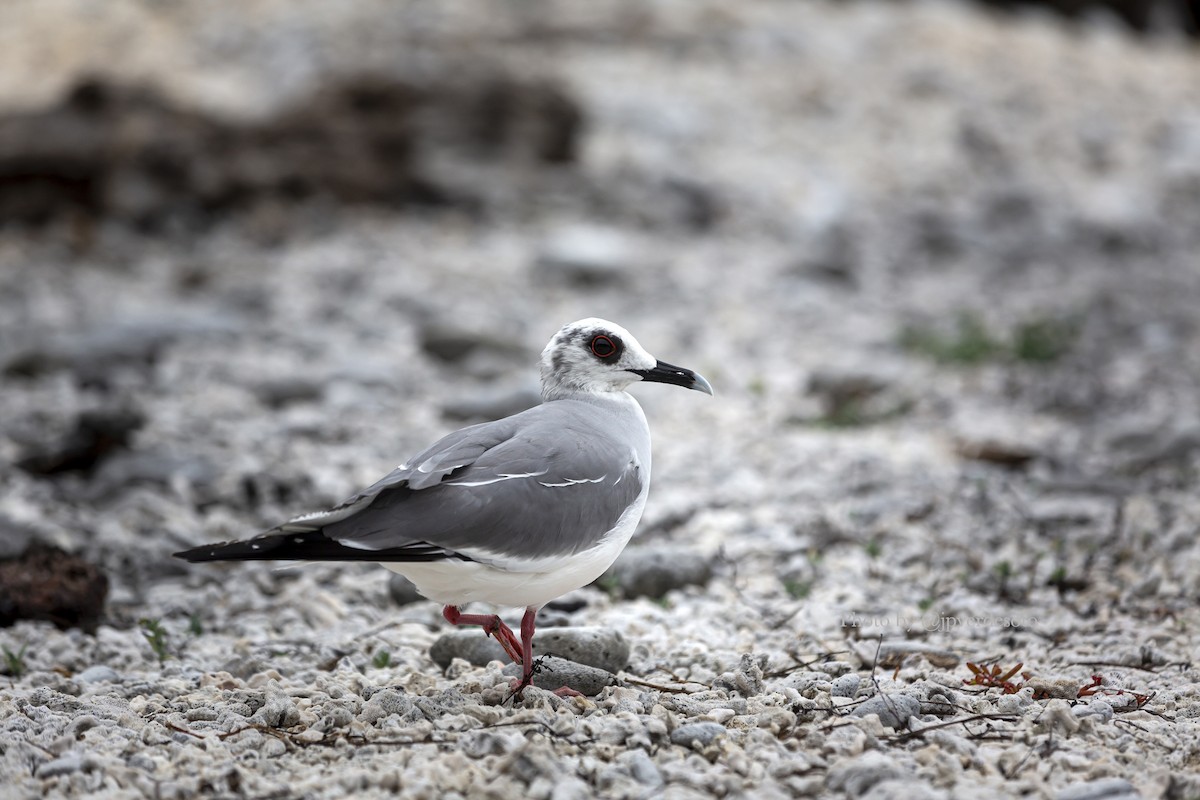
[174,527,465,564]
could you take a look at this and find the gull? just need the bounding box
[174,318,712,696]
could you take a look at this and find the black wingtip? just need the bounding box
[172,537,292,562]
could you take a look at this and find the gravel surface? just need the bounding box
[3,1,1200,798]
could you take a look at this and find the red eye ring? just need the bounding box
[590,334,617,359]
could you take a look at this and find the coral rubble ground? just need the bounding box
[2,1,1199,797]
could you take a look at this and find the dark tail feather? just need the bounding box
[173,530,467,563]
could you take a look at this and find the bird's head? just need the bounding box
[540,318,714,400]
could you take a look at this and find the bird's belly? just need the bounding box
[384,491,646,609]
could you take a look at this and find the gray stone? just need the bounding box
[862,779,949,800]
[1073,699,1114,724]
[75,665,121,684]
[250,690,300,728]
[598,545,713,599]
[503,656,614,697]
[35,752,94,778]
[429,631,509,669]
[714,653,766,696]
[851,694,921,729]
[830,674,861,698]
[531,627,629,674]
[826,752,907,796]
[359,688,415,724]
[618,749,662,787]
[1056,778,1139,800]
[669,722,728,748]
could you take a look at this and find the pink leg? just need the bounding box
[510,606,583,699]
[442,606,523,664]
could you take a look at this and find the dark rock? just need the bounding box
[976,0,1197,37]
[953,435,1040,468]
[17,406,143,476]
[0,71,583,235]
[597,545,713,599]
[0,543,108,632]
[430,631,509,669]
[253,377,326,409]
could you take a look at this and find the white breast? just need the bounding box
[383,467,649,610]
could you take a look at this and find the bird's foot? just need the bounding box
[504,655,584,701]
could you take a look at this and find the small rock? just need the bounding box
[862,779,949,800]
[535,225,638,287]
[251,690,300,728]
[76,665,121,684]
[826,751,907,796]
[17,407,145,476]
[618,749,662,787]
[597,545,713,599]
[1056,777,1140,800]
[830,674,861,698]
[359,688,415,724]
[851,694,920,730]
[1072,699,1114,724]
[429,631,508,669]
[714,653,766,696]
[1033,699,1082,736]
[669,721,727,748]
[503,656,614,696]
[253,377,325,409]
[386,574,426,607]
[0,543,108,632]
[35,752,93,778]
[953,434,1040,468]
[418,321,524,363]
[531,627,629,674]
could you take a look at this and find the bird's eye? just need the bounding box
[590,335,617,359]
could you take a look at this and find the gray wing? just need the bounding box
[180,401,645,566]
[325,401,644,561]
